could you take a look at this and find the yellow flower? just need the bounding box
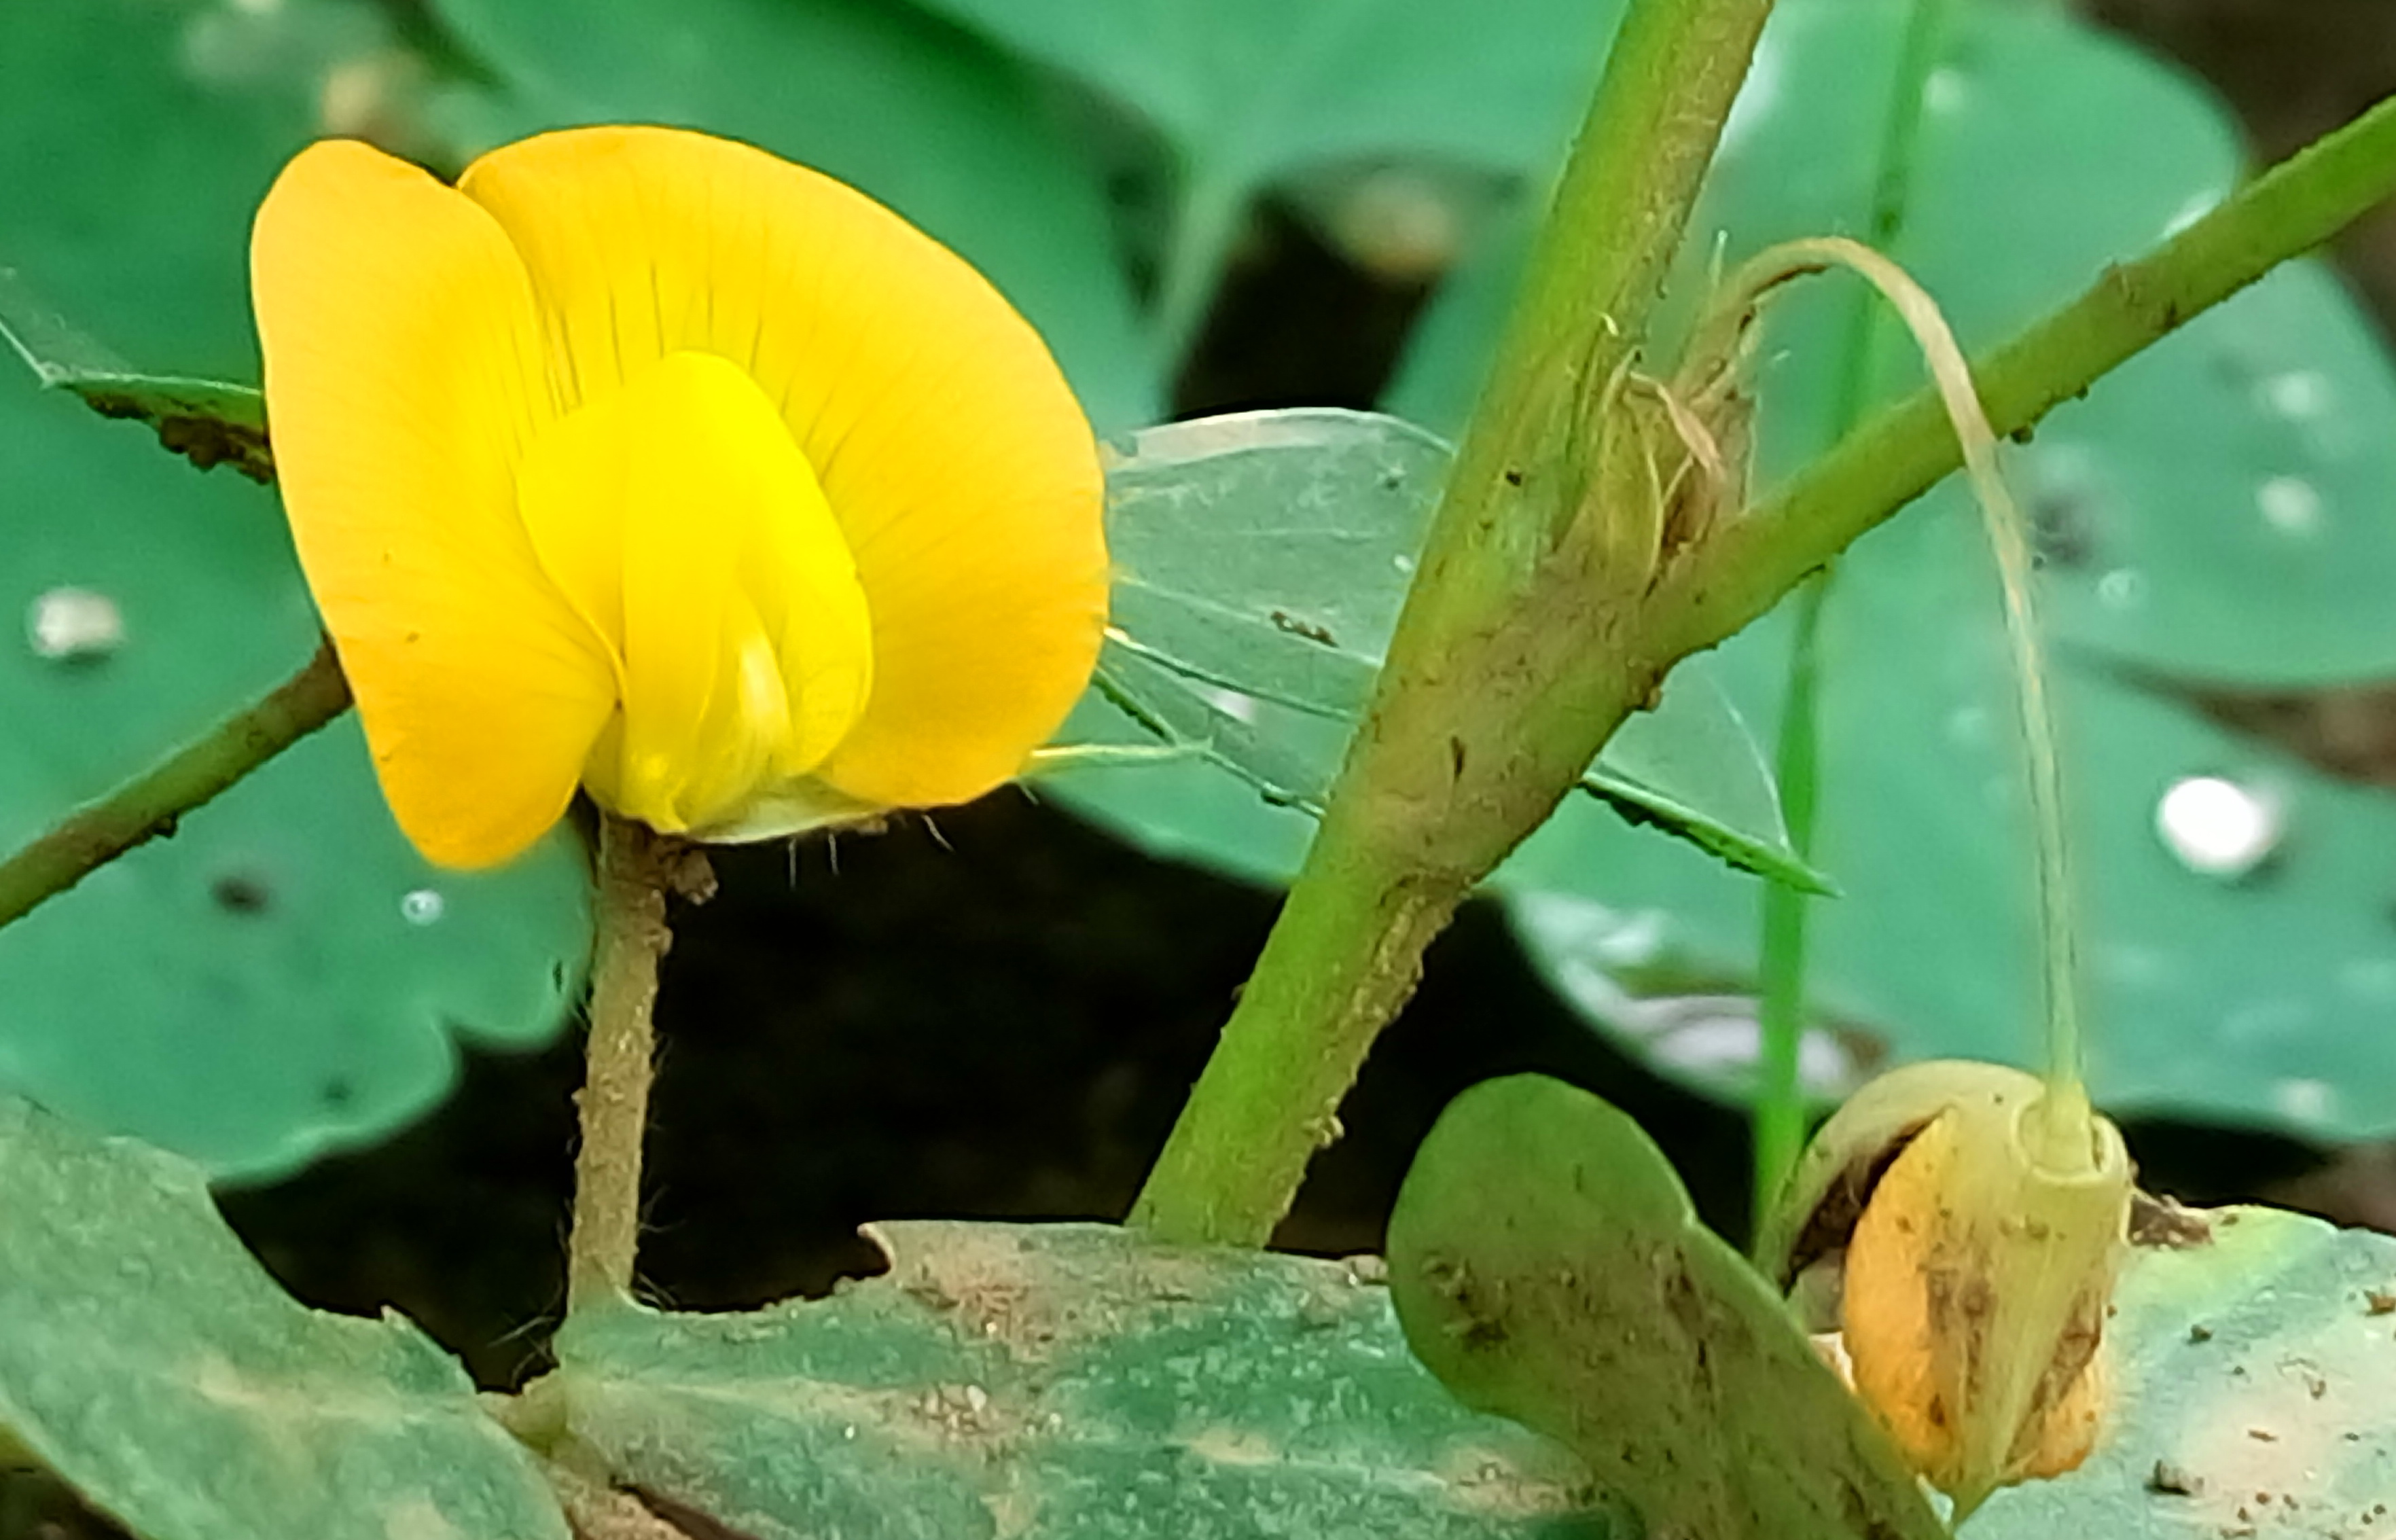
[251,126,1108,868]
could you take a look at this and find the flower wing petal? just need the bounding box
[252,140,615,868]
[457,126,1107,813]
[516,351,872,836]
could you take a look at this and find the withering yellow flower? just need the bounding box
[1769,1060,2131,1520]
[251,126,1107,868]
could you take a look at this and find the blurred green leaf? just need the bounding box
[904,0,1627,351]
[1408,0,2396,1136]
[0,1094,571,1540]
[1386,1074,1944,1540]
[0,383,592,1179]
[1973,1206,2396,1536]
[909,0,1622,181]
[1501,502,2396,1136]
[1397,0,2396,684]
[1046,410,1827,893]
[0,0,591,1177]
[0,0,389,377]
[550,1220,1613,1539]
[424,0,1158,431]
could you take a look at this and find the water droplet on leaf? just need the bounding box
[2257,476,2323,535]
[2156,775,2282,878]
[26,587,124,662]
[2272,1077,2336,1126]
[2095,568,2147,609]
[2257,371,2330,420]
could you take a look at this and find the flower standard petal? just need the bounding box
[456,125,1108,817]
[251,140,617,869]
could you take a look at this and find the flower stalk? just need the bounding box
[0,639,349,933]
[566,814,706,1313]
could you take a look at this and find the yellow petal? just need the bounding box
[514,349,873,836]
[1840,1089,2130,1517]
[251,139,617,869]
[457,126,1107,814]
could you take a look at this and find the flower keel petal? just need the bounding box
[515,351,872,836]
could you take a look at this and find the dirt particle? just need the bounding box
[2147,1459,2203,1496]
[2132,1192,2215,1248]
[2247,1427,2279,1442]
[1268,609,1336,646]
[2364,1288,2396,1316]
[2191,1323,2215,1344]
[210,872,272,914]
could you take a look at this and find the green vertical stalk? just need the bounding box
[1748,574,1827,1222]
[1749,0,1953,1233]
[1132,0,1781,1248]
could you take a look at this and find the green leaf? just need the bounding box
[547,1221,1615,1539]
[0,1094,570,1540]
[1584,668,1836,899]
[1044,410,1829,893]
[0,3,592,1178]
[1437,0,2396,1136]
[1385,1074,1945,1540]
[1972,1206,2396,1536]
[423,0,1158,431]
[0,268,270,483]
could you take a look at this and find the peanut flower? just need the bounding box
[251,126,1108,868]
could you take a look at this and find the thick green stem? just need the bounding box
[566,815,681,1314]
[1653,90,2396,664]
[0,640,349,932]
[1131,1,2396,1253]
[1131,0,1780,1247]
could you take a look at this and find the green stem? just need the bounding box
[1655,90,2396,664]
[1749,573,1826,1227]
[1131,0,1780,1248]
[1750,0,1952,1236]
[0,640,349,932]
[566,814,681,1314]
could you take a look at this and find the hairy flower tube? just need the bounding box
[251,126,1107,868]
